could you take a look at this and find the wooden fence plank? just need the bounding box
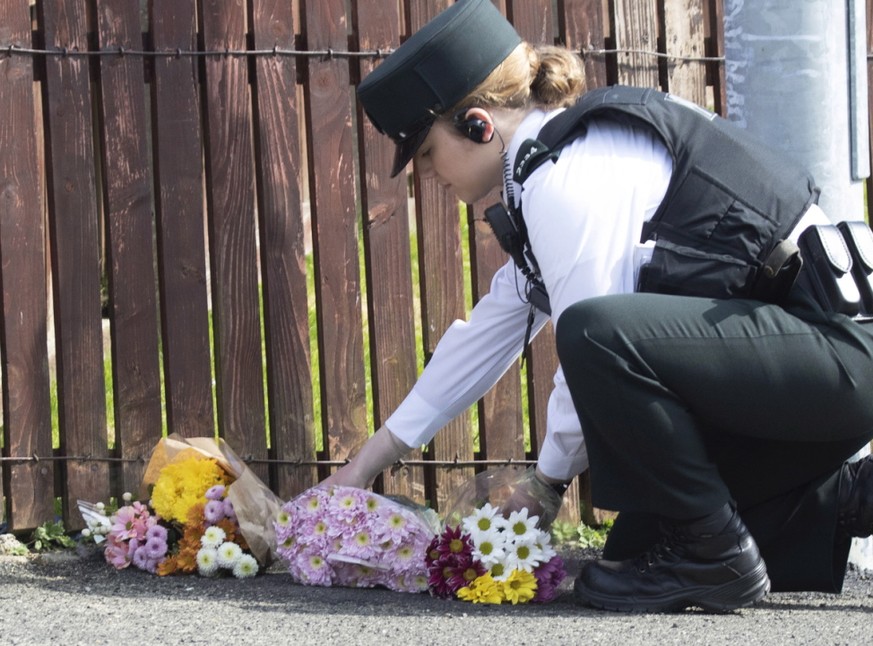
[0,0,54,530]
[407,0,475,512]
[199,0,268,476]
[39,0,111,527]
[95,0,163,497]
[614,0,661,87]
[354,0,424,500]
[150,0,215,440]
[301,0,368,470]
[663,0,707,104]
[562,0,609,89]
[508,0,552,43]
[250,0,317,499]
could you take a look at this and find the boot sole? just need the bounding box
[574,559,771,613]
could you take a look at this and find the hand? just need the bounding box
[319,426,411,491]
[499,466,565,530]
[320,462,371,489]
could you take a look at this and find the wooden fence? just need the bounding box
[0,0,860,533]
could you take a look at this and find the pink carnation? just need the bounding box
[104,535,131,569]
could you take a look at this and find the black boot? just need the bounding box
[837,455,873,539]
[574,504,770,613]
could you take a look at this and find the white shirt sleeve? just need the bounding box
[538,367,590,479]
[386,260,549,448]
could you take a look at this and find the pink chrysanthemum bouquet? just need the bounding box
[274,485,440,592]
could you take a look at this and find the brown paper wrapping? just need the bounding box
[140,434,283,566]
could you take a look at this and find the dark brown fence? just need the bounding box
[0,0,856,533]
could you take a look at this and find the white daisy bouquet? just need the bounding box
[425,466,567,604]
[273,485,440,592]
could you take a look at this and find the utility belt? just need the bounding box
[796,220,873,320]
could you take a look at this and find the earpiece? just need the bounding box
[459,117,489,143]
[453,110,492,143]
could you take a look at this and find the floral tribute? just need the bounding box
[78,435,280,580]
[273,481,566,604]
[80,457,259,578]
[274,485,439,592]
[426,503,566,604]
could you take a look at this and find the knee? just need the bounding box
[555,296,620,366]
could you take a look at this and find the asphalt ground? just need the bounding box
[1,545,871,646]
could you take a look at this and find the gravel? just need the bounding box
[2,545,871,646]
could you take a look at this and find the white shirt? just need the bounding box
[386,107,674,481]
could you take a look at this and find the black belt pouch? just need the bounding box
[837,220,873,316]
[797,224,861,316]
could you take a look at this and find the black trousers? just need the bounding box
[555,292,873,592]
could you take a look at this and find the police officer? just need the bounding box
[324,0,873,612]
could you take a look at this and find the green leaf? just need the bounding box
[27,520,75,552]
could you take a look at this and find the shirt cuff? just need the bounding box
[385,390,454,449]
[536,431,589,483]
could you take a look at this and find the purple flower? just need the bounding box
[428,525,474,561]
[532,555,567,603]
[424,526,481,599]
[445,558,486,592]
[205,484,226,501]
[144,536,168,560]
[222,498,236,521]
[145,524,168,542]
[204,499,226,524]
[276,486,436,592]
[375,507,416,545]
[327,488,369,525]
[332,562,364,587]
[132,546,157,573]
[296,552,333,586]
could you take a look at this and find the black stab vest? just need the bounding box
[512,85,819,306]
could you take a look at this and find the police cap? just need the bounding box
[357,0,522,177]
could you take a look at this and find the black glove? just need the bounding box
[442,465,567,531]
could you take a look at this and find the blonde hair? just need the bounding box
[451,42,587,113]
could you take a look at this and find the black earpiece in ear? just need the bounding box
[453,110,491,143]
[460,117,489,143]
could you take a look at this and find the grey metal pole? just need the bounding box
[724,0,868,220]
[724,0,871,571]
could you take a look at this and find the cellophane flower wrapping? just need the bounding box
[78,434,282,578]
[427,466,568,604]
[274,485,440,592]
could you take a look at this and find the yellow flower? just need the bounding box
[502,569,537,604]
[457,572,504,604]
[151,456,229,524]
